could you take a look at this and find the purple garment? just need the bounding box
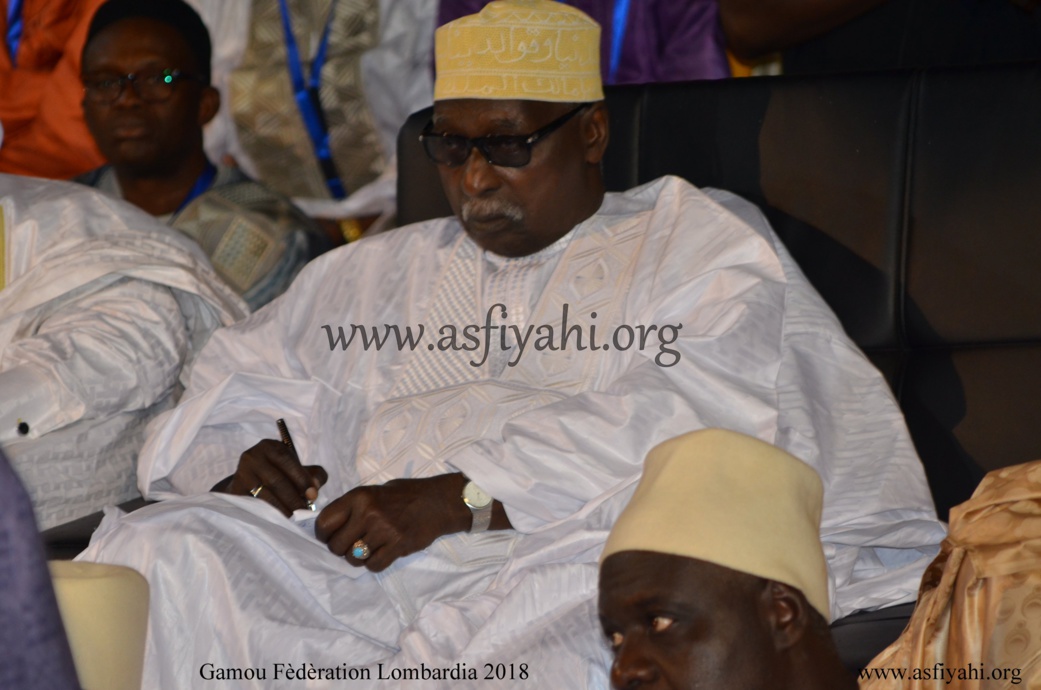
[0,448,81,689]
[438,0,729,85]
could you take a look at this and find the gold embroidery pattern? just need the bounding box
[230,0,385,200]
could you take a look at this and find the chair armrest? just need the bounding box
[41,497,153,560]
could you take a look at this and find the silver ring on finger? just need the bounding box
[250,485,264,497]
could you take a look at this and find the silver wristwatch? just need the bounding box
[462,480,493,533]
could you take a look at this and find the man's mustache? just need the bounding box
[461,198,524,223]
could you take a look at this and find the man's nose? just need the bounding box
[610,636,658,689]
[113,79,144,107]
[462,145,501,196]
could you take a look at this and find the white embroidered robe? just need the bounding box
[0,175,247,528]
[80,176,945,688]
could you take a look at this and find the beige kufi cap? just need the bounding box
[602,429,830,619]
[434,0,604,103]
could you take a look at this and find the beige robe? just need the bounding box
[861,461,1041,689]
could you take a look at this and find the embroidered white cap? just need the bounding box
[434,0,603,103]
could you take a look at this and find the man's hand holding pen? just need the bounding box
[224,423,327,517]
[216,420,512,572]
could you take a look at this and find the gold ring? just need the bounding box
[352,539,371,560]
[249,485,264,497]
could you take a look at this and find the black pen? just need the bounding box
[277,418,316,511]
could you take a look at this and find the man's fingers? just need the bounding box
[325,519,366,556]
[235,472,293,516]
[360,543,397,573]
[314,495,352,543]
[261,439,313,494]
[315,481,445,570]
[253,439,315,511]
[233,440,316,515]
[305,464,329,488]
[337,531,394,572]
[319,495,402,571]
[257,469,310,515]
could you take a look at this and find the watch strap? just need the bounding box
[469,502,492,533]
[462,481,493,533]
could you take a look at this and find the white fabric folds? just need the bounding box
[0,175,247,528]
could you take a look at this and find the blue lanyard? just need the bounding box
[277,0,346,199]
[175,162,218,214]
[607,0,631,85]
[559,0,630,84]
[5,0,24,66]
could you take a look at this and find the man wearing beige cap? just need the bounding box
[79,1,942,687]
[600,429,856,690]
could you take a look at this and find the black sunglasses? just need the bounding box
[420,104,590,168]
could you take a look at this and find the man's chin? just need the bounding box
[465,226,530,258]
[462,217,515,250]
[107,151,176,179]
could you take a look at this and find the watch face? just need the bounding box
[463,481,493,508]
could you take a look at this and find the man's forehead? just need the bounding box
[600,551,733,602]
[84,18,191,65]
[432,99,555,132]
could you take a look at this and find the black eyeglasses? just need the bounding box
[82,68,205,105]
[420,104,590,168]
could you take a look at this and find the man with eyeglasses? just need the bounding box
[76,0,330,310]
[77,1,943,687]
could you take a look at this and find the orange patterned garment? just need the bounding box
[862,461,1041,689]
[0,0,105,178]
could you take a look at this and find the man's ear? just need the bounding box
[760,581,810,652]
[198,85,220,127]
[582,101,610,165]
